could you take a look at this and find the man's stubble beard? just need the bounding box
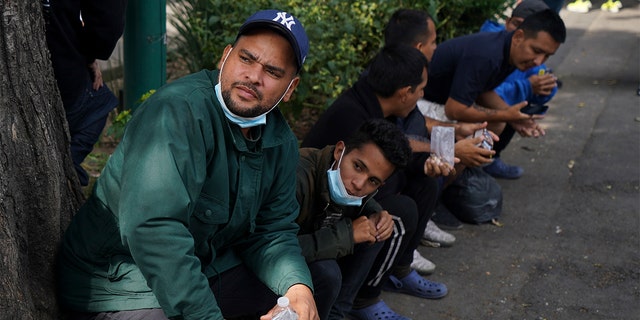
[221,82,271,118]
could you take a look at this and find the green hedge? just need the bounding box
[169,0,516,114]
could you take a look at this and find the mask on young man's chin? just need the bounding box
[327,149,366,206]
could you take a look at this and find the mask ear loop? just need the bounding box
[271,78,294,109]
[336,148,345,168]
[218,48,233,85]
[331,147,346,171]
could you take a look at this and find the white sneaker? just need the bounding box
[422,220,456,247]
[411,250,436,275]
[601,0,622,12]
[567,0,592,13]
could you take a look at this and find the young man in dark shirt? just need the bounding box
[296,119,412,320]
[303,45,447,320]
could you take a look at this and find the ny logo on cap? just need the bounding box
[272,12,295,31]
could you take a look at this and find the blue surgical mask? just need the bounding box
[327,149,365,206]
[215,48,294,128]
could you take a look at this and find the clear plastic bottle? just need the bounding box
[271,296,298,320]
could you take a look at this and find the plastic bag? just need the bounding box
[431,126,455,166]
[440,167,502,224]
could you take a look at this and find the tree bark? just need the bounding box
[0,1,84,319]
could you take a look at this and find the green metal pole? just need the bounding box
[123,0,166,111]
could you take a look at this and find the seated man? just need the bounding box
[43,0,125,186]
[297,119,412,320]
[419,9,567,178]
[303,45,447,320]
[57,10,318,320]
[383,8,500,232]
[480,0,560,179]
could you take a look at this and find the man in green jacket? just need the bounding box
[296,119,412,320]
[57,9,318,320]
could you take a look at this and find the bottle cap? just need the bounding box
[277,296,290,307]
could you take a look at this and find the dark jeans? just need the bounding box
[67,309,168,320]
[308,241,384,320]
[398,175,438,266]
[67,264,279,320]
[355,174,438,301]
[65,82,118,185]
[493,123,516,158]
[356,193,418,300]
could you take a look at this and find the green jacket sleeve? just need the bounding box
[298,218,355,262]
[296,192,380,262]
[116,92,221,319]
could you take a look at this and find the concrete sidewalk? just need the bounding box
[383,2,640,319]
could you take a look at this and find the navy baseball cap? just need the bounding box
[237,9,309,73]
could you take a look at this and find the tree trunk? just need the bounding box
[0,1,84,319]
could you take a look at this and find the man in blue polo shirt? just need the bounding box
[480,0,561,179]
[419,9,566,178]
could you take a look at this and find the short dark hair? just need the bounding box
[345,119,411,169]
[384,9,433,47]
[511,0,549,19]
[517,8,566,43]
[366,45,428,98]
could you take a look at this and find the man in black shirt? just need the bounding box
[43,0,126,185]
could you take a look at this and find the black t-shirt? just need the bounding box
[423,30,516,106]
[301,78,386,149]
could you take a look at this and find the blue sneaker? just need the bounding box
[383,270,448,299]
[483,157,523,179]
[348,300,411,320]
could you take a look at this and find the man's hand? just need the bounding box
[454,121,489,141]
[88,60,104,90]
[454,137,495,167]
[528,73,557,96]
[424,155,458,177]
[510,119,546,137]
[352,216,376,244]
[508,101,544,121]
[260,284,319,320]
[368,210,393,242]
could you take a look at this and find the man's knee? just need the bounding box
[309,260,343,290]
[378,194,419,228]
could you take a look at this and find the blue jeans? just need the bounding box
[309,241,384,320]
[64,82,118,185]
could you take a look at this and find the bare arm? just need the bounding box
[444,95,532,123]
[408,138,431,153]
[475,90,511,111]
[425,116,455,135]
